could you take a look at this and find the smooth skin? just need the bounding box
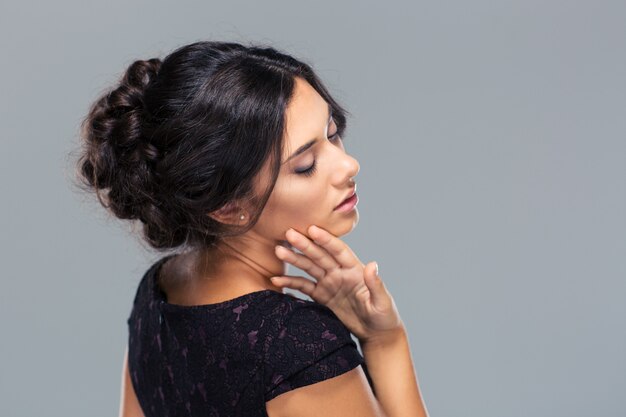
[119,77,428,416]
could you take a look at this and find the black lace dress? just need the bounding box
[126,255,375,417]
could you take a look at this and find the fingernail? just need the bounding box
[374,262,379,275]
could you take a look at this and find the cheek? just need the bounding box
[256,179,328,237]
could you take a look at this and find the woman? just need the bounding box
[76,40,428,417]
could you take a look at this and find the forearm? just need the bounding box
[360,324,429,417]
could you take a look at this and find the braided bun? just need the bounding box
[77,58,167,228]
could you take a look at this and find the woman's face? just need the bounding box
[251,77,360,242]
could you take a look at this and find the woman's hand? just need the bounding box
[270,224,404,343]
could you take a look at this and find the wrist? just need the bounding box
[359,322,407,350]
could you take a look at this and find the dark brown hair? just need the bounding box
[74,40,350,252]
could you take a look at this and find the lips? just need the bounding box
[334,185,357,210]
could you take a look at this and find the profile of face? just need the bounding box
[250,77,360,243]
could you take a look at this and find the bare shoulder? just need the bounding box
[265,365,384,417]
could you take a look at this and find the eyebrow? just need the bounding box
[283,102,333,165]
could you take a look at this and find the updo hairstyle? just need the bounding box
[75,40,349,251]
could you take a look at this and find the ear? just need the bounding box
[207,201,248,226]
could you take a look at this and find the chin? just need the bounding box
[326,209,360,238]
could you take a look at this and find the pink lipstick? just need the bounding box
[334,192,358,212]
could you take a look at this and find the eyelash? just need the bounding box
[295,132,342,177]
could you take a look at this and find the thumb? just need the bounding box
[364,261,386,307]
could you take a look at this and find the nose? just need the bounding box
[333,151,360,186]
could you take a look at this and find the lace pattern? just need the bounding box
[126,255,374,417]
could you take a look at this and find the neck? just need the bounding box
[192,232,289,292]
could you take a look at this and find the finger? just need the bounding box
[270,275,317,297]
[307,225,361,269]
[274,245,326,278]
[285,228,340,271]
[363,261,386,308]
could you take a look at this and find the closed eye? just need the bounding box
[295,131,343,177]
[295,161,317,176]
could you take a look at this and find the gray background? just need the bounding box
[1,1,624,416]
